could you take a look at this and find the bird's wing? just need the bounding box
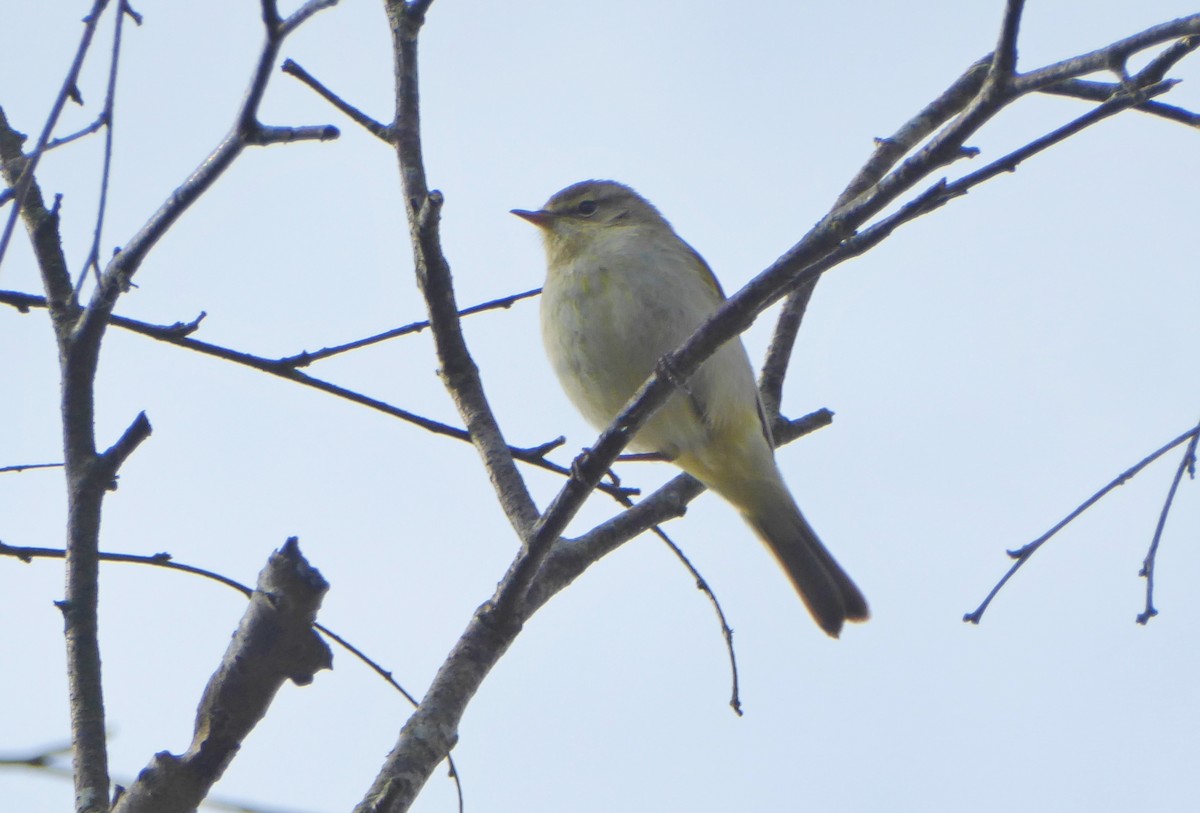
[679,240,775,449]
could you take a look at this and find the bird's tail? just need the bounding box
[742,482,869,637]
[674,439,869,637]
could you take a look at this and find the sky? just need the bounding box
[3,1,1200,811]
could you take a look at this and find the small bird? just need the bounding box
[513,180,868,637]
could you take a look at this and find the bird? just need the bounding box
[513,180,868,637]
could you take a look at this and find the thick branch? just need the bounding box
[0,110,76,325]
[112,540,331,813]
[991,0,1026,79]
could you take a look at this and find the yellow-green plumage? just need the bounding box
[515,180,868,637]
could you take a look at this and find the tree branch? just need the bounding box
[758,18,1200,418]
[353,8,1200,807]
[282,58,394,142]
[382,0,540,537]
[1012,17,1200,91]
[0,288,635,502]
[77,0,341,343]
[1136,424,1199,625]
[991,0,1026,80]
[1,5,343,810]
[1041,78,1200,126]
[76,0,133,292]
[965,423,1200,625]
[0,0,111,278]
[111,540,331,813]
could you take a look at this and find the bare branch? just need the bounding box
[839,56,994,211]
[79,0,341,339]
[41,116,108,155]
[0,461,63,474]
[0,0,111,278]
[965,423,1200,625]
[282,59,394,142]
[1041,78,1200,126]
[761,21,1200,411]
[991,0,1026,80]
[524,409,835,618]
[281,287,541,366]
[281,0,340,36]
[0,111,76,319]
[761,55,996,411]
[0,537,464,806]
[112,540,331,813]
[651,524,744,715]
[95,411,152,484]
[382,0,540,537]
[76,0,133,292]
[1013,17,1200,92]
[352,10,1200,807]
[757,279,817,422]
[0,288,635,501]
[352,408,834,812]
[2,87,117,809]
[248,123,340,144]
[1,5,345,809]
[0,540,414,708]
[1137,422,1200,625]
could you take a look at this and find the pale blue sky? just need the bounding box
[3,2,1199,811]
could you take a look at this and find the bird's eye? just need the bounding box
[576,200,598,216]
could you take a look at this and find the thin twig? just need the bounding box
[964,423,1200,625]
[77,0,342,343]
[591,431,763,716]
[282,59,393,142]
[281,287,541,366]
[1137,421,1200,625]
[757,280,817,422]
[0,462,64,473]
[832,56,993,211]
[629,515,743,715]
[75,0,131,294]
[0,288,636,501]
[280,0,341,37]
[40,116,108,155]
[1042,78,1200,126]
[0,0,111,277]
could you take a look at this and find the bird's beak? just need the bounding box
[511,208,553,227]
